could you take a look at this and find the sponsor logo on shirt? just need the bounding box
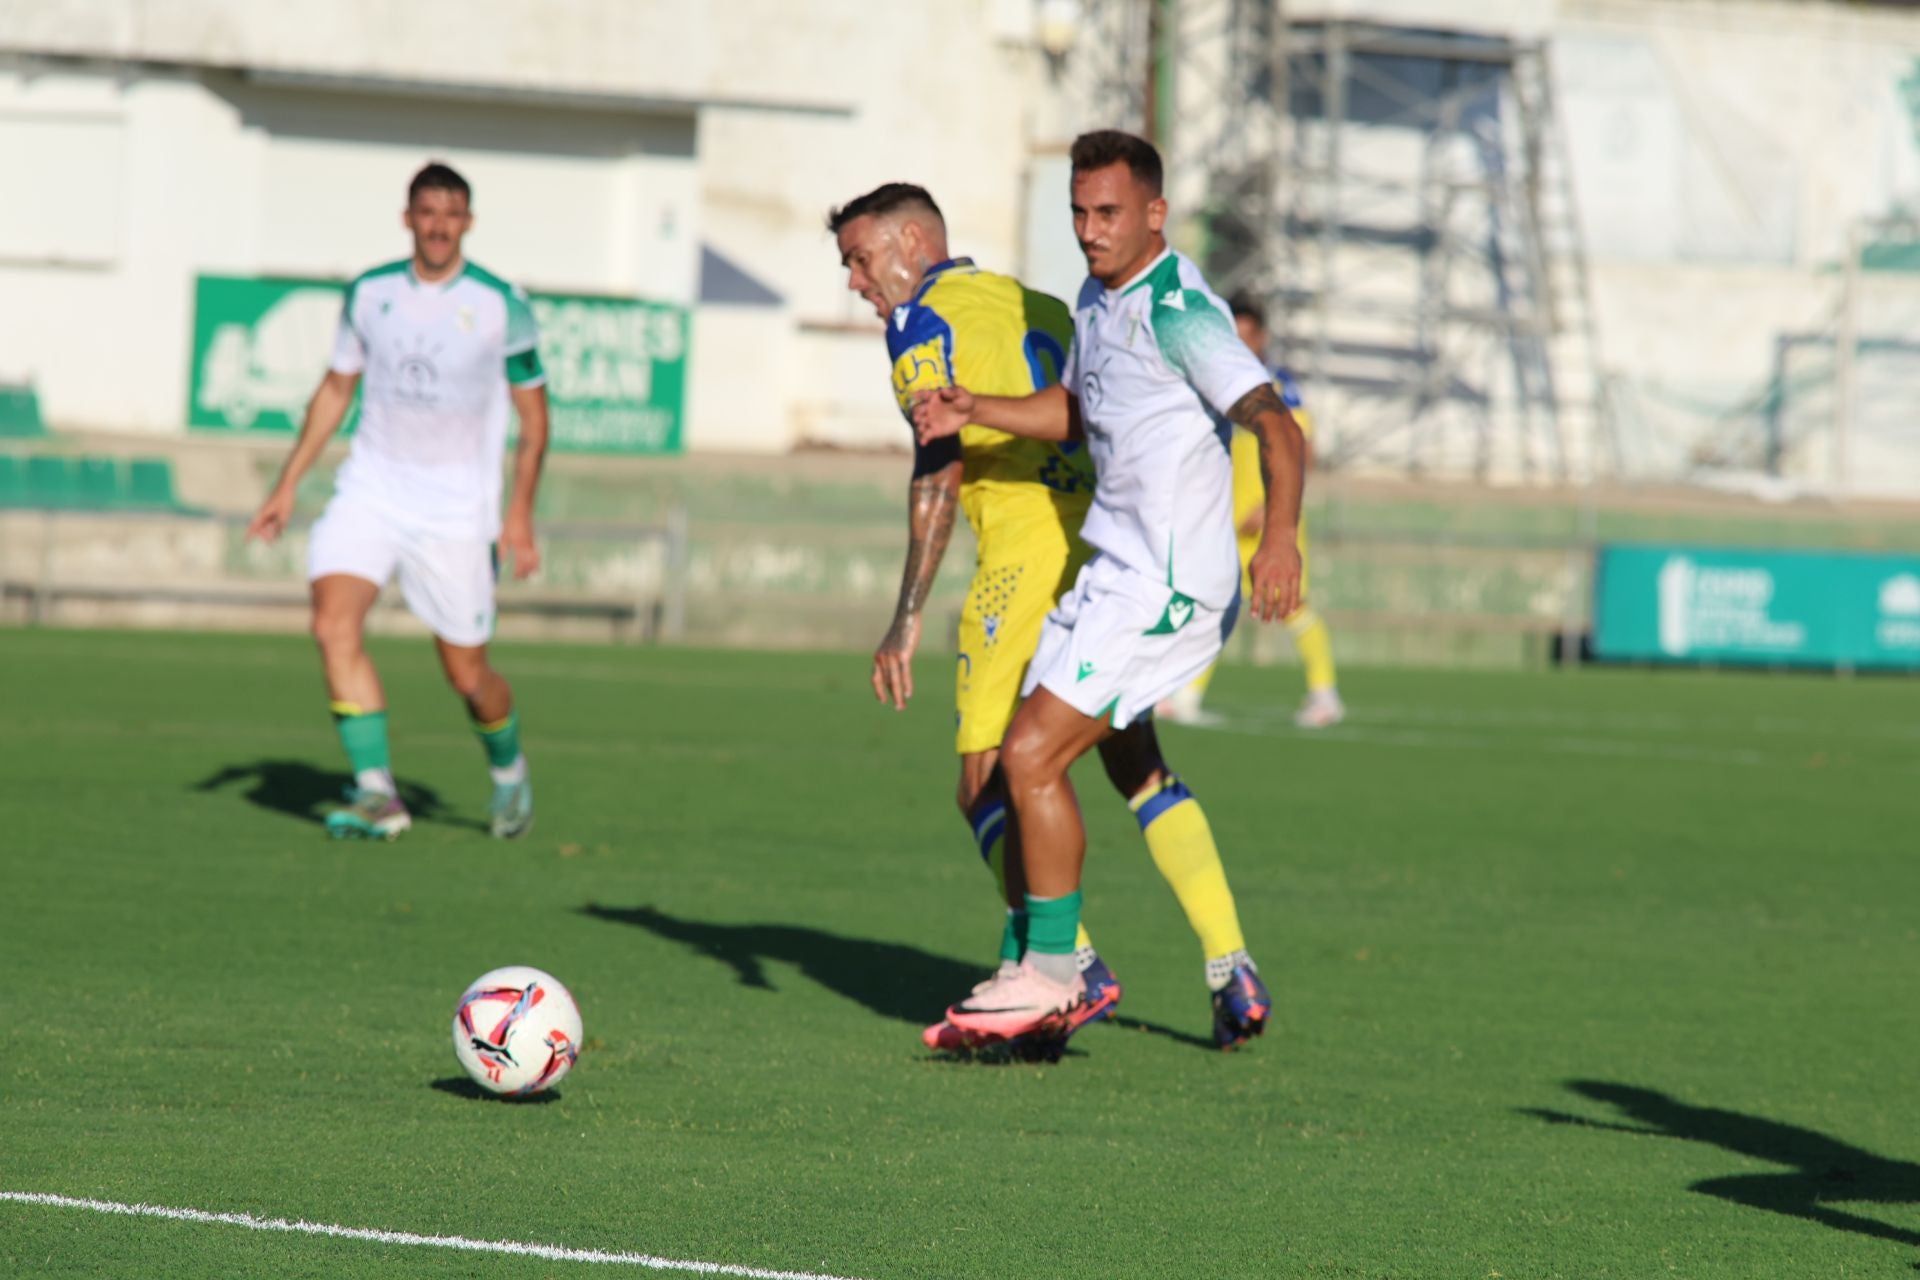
[393,335,444,406]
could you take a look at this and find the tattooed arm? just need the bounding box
[1228,381,1307,622]
[873,436,963,710]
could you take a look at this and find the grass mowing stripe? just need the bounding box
[0,1193,873,1280]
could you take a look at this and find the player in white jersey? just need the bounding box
[246,162,549,841]
[913,131,1307,1047]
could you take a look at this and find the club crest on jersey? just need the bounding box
[983,615,1001,645]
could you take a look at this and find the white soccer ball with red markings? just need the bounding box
[451,966,583,1097]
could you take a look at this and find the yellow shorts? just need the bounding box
[1238,514,1311,603]
[955,511,1092,756]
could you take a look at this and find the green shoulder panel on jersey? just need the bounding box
[461,261,546,387]
[341,259,412,334]
[1141,256,1239,383]
[460,262,541,355]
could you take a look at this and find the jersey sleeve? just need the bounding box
[1151,290,1270,418]
[885,300,962,475]
[329,288,366,375]
[502,285,546,388]
[886,300,956,418]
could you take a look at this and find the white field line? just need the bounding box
[0,1191,873,1280]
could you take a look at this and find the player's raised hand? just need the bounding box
[500,510,541,579]
[245,486,296,544]
[871,612,922,711]
[911,385,974,444]
[1246,535,1303,623]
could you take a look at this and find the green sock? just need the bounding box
[999,909,1029,963]
[1023,889,1083,957]
[474,712,521,770]
[331,702,390,775]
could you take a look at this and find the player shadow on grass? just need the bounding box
[581,904,1222,1054]
[193,759,487,832]
[1523,1080,1920,1251]
[581,903,976,1026]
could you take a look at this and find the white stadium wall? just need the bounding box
[0,0,1062,454]
[1552,0,1920,495]
[0,62,700,436]
[7,0,1920,482]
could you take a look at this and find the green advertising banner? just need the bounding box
[1593,544,1920,669]
[186,274,688,454]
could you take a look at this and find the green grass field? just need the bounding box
[5,629,1920,1278]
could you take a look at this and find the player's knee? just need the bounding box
[310,609,362,656]
[955,756,1003,814]
[998,726,1056,794]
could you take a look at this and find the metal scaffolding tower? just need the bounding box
[1062,1,1615,483]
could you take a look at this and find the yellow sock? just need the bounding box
[1288,606,1338,694]
[1129,776,1245,960]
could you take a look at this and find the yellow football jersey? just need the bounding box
[1231,368,1314,535]
[887,258,1093,541]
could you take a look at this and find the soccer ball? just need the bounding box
[451,965,582,1097]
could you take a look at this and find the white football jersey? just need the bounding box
[328,259,545,538]
[1064,248,1272,609]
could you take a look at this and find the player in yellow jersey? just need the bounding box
[1159,293,1344,729]
[830,183,1267,1051]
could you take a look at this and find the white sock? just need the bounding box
[356,767,397,797]
[490,754,529,786]
[1075,944,1099,973]
[1029,950,1079,986]
[1205,948,1255,992]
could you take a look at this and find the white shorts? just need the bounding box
[307,491,497,647]
[1022,554,1238,729]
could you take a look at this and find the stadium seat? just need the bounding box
[0,454,189,511]
[76,457,123,509]
[0,384,46,439]
[126,458,182,510]
[25,455,75,508]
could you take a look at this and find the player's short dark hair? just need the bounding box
[1070,130,1163,196]
[409,161,471,206]
[826,183,945,234]
[1228,292,1266,330]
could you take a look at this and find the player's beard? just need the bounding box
[418,236,459,273]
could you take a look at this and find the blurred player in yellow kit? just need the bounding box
[1159,293,1344,728]
[831,182,1266,1050]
